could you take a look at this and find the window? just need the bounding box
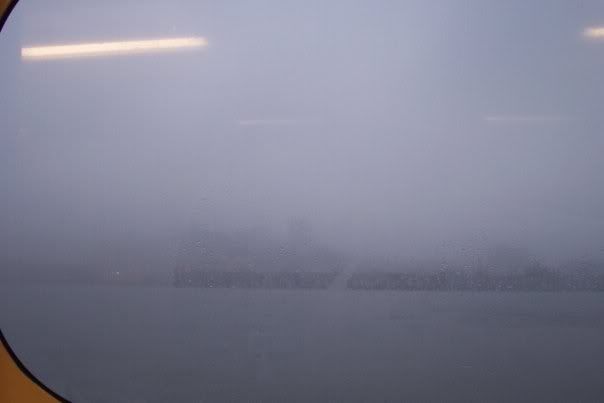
[1,1,604,401]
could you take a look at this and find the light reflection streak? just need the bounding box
[22,37,208,61]
[583,26,604,40]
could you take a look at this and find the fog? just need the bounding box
[2,0,604,277]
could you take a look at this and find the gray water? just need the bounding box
[1,286,604,402]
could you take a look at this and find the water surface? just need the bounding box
[1,286,603,402]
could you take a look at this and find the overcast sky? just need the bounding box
[1,0,604,267]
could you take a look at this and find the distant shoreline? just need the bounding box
[3,266,604,292]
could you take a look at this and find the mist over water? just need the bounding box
[2,0,604,276]
[3,2,604,402]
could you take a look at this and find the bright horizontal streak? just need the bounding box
[583,26,604,39]
[239,119,301,126]
[22,37,208,61]
[484,115,569,124]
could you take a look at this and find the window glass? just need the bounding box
[1,1,604,401]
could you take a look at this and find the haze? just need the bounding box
[1,0,604,276]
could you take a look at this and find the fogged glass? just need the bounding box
[1,1,604,402]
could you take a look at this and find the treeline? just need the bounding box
[347,265,604,292]
[0,262,170,286]
[173,269,337,289]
